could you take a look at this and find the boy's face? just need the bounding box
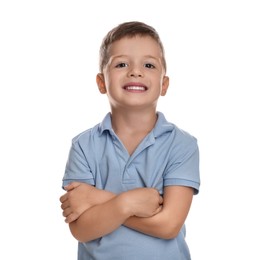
[96,36,169,110]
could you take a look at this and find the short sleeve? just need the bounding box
[163,143,200,194]
[62,140,95,189]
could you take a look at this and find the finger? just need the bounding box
[59,193,68,203]
[159,196,163,205]
[61,200,70,210]
[154,205,163,215]
[64,182,78,191]
[62,207,72,218]
[65,212,79,223]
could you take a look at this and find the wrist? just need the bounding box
[116,192,134,218]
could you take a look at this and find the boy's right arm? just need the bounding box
[60,183,162,243]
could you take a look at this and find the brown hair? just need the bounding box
[99,21,167,73]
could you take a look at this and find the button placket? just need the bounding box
[110,133,130,185]
[122,134,155,185]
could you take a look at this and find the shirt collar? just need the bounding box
[98,112,113,136]
[153,112,174,138]
[98,112,174,138]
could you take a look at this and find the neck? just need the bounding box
[110,108,158,135]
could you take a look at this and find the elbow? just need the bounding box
[74,233,90,243]
[158,222,184,240]
[160,230,179,240]
[69,222,92,243]
[161,230,179,240]
[71,231,92,244]
[77,237,91,243]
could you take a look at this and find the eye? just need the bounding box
[116,62,128,68]
[144,63,155,69]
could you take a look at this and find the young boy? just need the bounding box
[60,21,200,260]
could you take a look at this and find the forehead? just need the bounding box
[108,35,163,57]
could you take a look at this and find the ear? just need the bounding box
[161,76,169,96]
[96,73,107,94]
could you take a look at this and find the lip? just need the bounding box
[122,82,148,92]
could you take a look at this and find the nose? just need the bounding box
[128,65,143,78]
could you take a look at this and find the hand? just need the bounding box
[122,188,163,218]
[59,182,114,223]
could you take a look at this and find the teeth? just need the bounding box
[126,86,146,90]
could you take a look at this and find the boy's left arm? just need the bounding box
[124,185,194,239]
[60,183,193,239]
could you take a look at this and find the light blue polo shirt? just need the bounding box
[62,112,200,260]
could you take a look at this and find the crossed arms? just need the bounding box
[59,182,193,243]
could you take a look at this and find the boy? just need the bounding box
[60,21,200,259]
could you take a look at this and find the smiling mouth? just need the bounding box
[123,85,148,91]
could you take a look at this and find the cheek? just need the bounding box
[105,71,117,83]
[103,75,112,87]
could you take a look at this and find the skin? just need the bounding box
[60,35,194,242]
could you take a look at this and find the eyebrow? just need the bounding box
[111,55,160,61]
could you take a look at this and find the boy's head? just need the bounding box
[99,21,166,73]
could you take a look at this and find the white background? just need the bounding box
[1,0,261,259]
